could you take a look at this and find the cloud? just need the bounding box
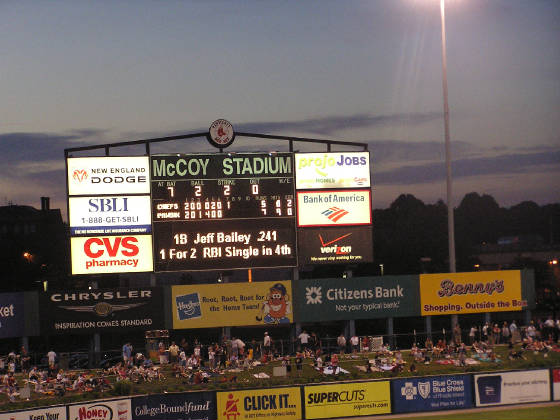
[0,130,108,165]
[235,112,442,136]
[374,150,560,185]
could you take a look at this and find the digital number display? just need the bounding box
[152,177,294,221]
[151,153,297,271]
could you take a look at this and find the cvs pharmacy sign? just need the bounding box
[71,235,153,275]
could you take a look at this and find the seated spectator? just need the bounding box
[425,337,434,352]
[28,366,40,382]
[394,350,404,365]
[135,353,145,367]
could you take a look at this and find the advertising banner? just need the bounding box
[0,405,66,420]
[296,190,371,227]
[420,270,523,316]
[295,152,371,189]
[474,370,550,406]
[554,369,560,401]
[132,391,216,420]
[304,381,390,419]
[217,387,301,420]
[392,375,472,413]
[294,276,419,322]
[67,156,150,196]
[68,399,132,420]
[69,195,152,236]
[40,288,164,334]
[172,281,293,329]
[0,292,25,338]
[297,226,373,265]
[71,234,153,275]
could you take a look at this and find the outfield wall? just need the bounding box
[0,269,534,337]
[0,367,556,420]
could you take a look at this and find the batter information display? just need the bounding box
[151,153,297,271]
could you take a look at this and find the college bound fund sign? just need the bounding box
[172,280,293,329]
[294,276,419,322]
[420,270,523,316]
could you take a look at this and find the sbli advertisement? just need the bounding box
[172,281,293,329]
[294,276,420,322]
[217,387,301,420]
[420,270,523,316]
[303,381,391,419]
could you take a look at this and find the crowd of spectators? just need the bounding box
[1,315,559,402]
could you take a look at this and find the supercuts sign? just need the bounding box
[71,235,153,275]
[40,288,164,334]
[298,226,373,266]
[67,156,150,195]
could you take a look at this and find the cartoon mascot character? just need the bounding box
[259,283,291,324]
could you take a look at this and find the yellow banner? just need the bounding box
[304,381,391,419]
[420,270,523,316]
[172,280,293,329]
[217,387,301,420]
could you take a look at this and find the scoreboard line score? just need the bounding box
[150,153,297,271]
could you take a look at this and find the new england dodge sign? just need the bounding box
[294,276,419,322]
[40,288,164,334]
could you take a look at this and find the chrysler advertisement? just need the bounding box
[39,288,164,334]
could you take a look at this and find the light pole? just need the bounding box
[439,0,458,331]
[440,0,456,275]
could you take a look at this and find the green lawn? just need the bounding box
[386,404,560,420]
[2,344,559,413]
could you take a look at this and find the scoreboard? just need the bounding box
[150,153,297,271]
[66,151,372,275]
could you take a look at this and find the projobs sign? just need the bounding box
[295,152,371,189]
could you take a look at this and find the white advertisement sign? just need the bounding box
[295,152,371,189]
[554,369,560,401]
[297,190,371,226]
[71,235,153,275]
[69,195,152,236]
[67,156,150,196]
[68,399,131,420]
[0,405,66,420]
[475,369,550,406]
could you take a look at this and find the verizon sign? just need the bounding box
[296,190,371,227]
[298,226,373,265]
[67,156,150,195]
[71,235,153,275]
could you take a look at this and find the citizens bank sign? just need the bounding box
[294,276,420,322]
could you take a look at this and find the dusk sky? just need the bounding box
[1,0,559,221]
